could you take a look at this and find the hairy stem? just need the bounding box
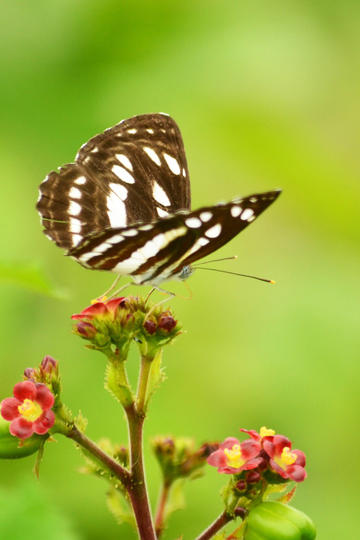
[154,480,171,537]
[195,507,247,540]
[126,404,156,540]
[67,426,130,486]
[136,356,153,413]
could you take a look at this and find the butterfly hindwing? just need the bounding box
[36,113,191,251]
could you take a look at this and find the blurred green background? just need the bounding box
[1,1,359,538]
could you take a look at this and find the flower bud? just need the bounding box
[244,502,316,540]
[246,470,261,484]
[24,368,36,381]
[144,320,157,335]
[0,417,47,459]
[158,314,177,332]
[235,479,247,492]
[75,321,97,339]
[40,355,58,375]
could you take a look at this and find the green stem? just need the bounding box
[126,404,156,540]
[195,507,247,540]
[136,355,153,413]
[105,353,134,408]
[154,480,172,537]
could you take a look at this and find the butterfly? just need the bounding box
[36,113,280,289]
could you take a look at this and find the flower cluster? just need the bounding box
[72,296,180,356]
[207,426,306,507]
[152,436,218,484]
[1,381,55,440]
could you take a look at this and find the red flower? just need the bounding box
[71,297,126,321]
[240,426,275,443]
[263,435,307,482]
[1,381,55,440]
[207,437,262,474]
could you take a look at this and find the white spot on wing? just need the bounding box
[249,197,257,203]
[205,224,222,238]
[241,208,254,221]
[157,208,169,217]
[146,128,154,134]
[108,234,124,244]
[139,224,153,231]
[122,229,138,237]
[72,234,83,247]
[200,211,213,222]
[185,217,202,228]
[69,201,81,216]
[75,176,87,185]
[231,206,242,218]
[143,146,161,166]
[163,153,181,175]
[112,165,135,184]
[70,217,81,234]
[153,181,171,206]
[69,186,82,199]
[109,183,128,201]
[115,154,133,171]
[128,128,137,134]
[182,168,186,177]
[107,186,127,228]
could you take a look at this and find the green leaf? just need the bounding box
[145,349,165,406]
[106,487,135,528]
[0,260,66,298]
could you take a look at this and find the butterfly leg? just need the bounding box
[145,287,176,318]
[109,281,132,299]
[95,274,122,301]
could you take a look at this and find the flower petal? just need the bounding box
[106,297,126,314]
[1,397,21,420]
[272,435,292,454]
[219,437,240,450]
[287,464,307,482]
[35,384,54,410]
[292,449,306,467]
[269,459,288,478]
[207,449,227,468]
[240,439,261,459]
[240,428,261,441]
[242,457,264,470]
[71,302,108,320]
[10,417,34,439]
[33,409,55,434]
[13,381,37,401]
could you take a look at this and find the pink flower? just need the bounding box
[207,437,262,474]
[240,426,275,443]
[1,381,55,440]
[71,297,126,321]
[263,435,307,482]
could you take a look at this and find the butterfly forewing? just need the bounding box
[68,190,280,285]
[37,113,191,251]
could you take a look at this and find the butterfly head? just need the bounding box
[177,265,193,281]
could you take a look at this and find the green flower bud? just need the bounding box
[245,502,316,540]
[0,417,47,459]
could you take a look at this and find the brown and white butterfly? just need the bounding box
[36,113,280,287]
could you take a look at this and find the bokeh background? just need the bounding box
[1,1,359,538]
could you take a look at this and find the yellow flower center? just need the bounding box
[274,446,297,469]
[224,444,245,469]
[260,426,275,438]
[91,296,107,304]
[18,399,42,422]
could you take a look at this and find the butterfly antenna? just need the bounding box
[193,255,238,267]
[195,267,275,284]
